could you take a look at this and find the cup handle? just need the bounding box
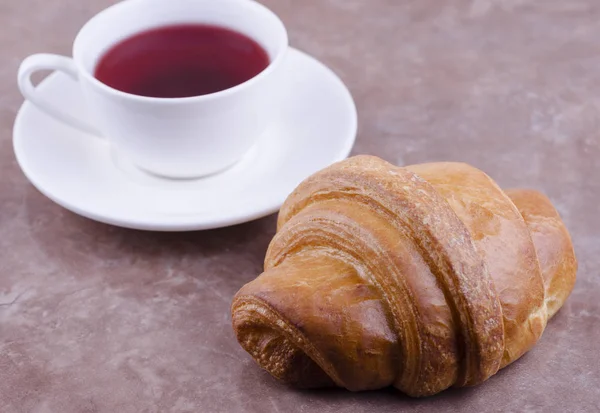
[18,53,102,136]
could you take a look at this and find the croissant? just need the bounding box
[231,155,577,397]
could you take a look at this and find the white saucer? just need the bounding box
[13,48,357,231]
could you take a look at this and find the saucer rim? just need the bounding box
[13,47,358,232]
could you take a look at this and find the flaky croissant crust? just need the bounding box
[232,156,577,397]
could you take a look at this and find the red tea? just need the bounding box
[94,24,270,98]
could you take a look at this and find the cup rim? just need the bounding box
[72,0,289,104]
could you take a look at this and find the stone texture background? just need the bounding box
[1,0,599,412]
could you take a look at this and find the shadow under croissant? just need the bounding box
[253,320,566,400]
[237,352,495,404]
[237,348,542,411]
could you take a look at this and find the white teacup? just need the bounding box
[18,0,288,179]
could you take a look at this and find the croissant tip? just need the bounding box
[232,295,336,389]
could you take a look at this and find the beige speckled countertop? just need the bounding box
[1,0,599,412]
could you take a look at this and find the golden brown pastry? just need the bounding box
[231,155,577,397]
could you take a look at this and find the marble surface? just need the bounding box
[1,0,599,411]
